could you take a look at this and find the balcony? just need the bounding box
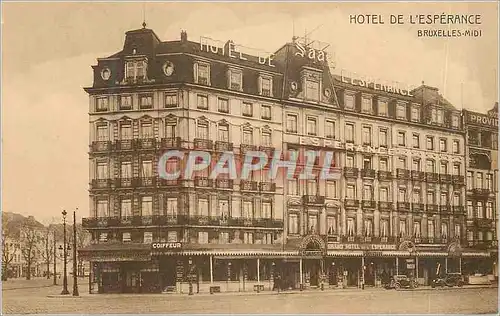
[361,200,376,209]
[425,172,439,183]
[161,137,182,149]
[378,171,392,181]
[439,174,452,183]
[114,139,135,151]
[259,182,276,192]
[240,144,258,155]
[426,204,439,214]
[378,201,393,210]
[194,138,213,150]
[152,215,179,225]
[302,195,325,205]
[136,177,157,187]
[411,171,425,181]
[343,167,359,178]
[470,240,498,250]
[90,141,112,153]
[342,236,360,243]
[412,203,425,212]
[452,175,465,185]
[440,205,452,214]
[473,218,495,228]
[453,206,465,214]
[216,179,233,189]
[361,169,376,179]
[159,179,183,187]
[194,177,213,188]
[90,179,112,190]
[379,236,395,243]
[115,178,134,188]
[240,180,258,191]
[472,188,490,197]
[215,141,233,152]
[259,146,275,157]
[345,199,359,208]
[396,169,410,180]
[136,138,156,150]
[397,202,410,211]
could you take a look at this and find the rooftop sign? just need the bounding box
[465,111,498,128]
[328,243,397,250]
[339,70,416,97]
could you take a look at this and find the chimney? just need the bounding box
[181,30,187,43]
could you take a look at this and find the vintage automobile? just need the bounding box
[431,273,464,288]
[384,275,418,290]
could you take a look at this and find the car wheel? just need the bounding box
[431,282,436,288]
[394,283,401,291]
[457,281,463,287]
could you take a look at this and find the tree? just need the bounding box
[39,225,54,279]
[20,217,42,280]
[68,223,91,276]
[2,217,17,281]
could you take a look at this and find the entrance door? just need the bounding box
[305,260,320,287]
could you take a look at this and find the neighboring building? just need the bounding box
[463,103,498,282]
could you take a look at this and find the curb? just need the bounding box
[47,295,83,299]
[3,285,55,291]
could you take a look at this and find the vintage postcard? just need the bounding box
[2,1,498,314]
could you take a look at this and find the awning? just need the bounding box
[462,252,491,258]
[327,250,364,257]
[152,250,300,257]
[416,252,448,257]
[79,251,151,262]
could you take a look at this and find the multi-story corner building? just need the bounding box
[463,104,498,282]
[80,26,286,294]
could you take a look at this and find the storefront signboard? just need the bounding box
[328,243,397,250]
[151,242,182,250]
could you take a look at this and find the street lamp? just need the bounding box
[60,210,69,295]
[53,231,57,285]
[72,209,79,296]
[188,257,193,296]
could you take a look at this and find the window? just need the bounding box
[197,95,208,110]
[454,224,461,238]
[398,157,407,169]
[411,105,420,122]
[261,77,272,96]
[398,188,407,202]
[439,139,447,152]
[125,60,146,80]
[477,201,483,218]
[362,97,372,113]
[347,218,356,236]
[344,93,354,109]
[198,199,209,217]
[164,93,178,108]
[478,231,484,241]
[262,130,271,146]
[467,172,473,188]
[288,179,298,195]
[467,230,473,241]
[219,232,229,244]
[437,109,443,124]
[486,202,493,219]
[143,232,153,243]
[165,120,176,138]
[427,191,435,204]
[307,180,317,195]
[97,200,109,218]
[99,232,108,242]
[197,121,209,139]
[242,102,253,117]
[453,163,460,176]
[96,97,109,111]
[121,161,132,178]
[96,125,108,141]
[346,155,355,168]
[363,157,372,169]
[396,103,406,119]
[141,196,153,216]
[139,94,153,109]
[261,105,271,120]
[345,123,355,143]
[195,63,210,85]
[243,201,253,219]
[325,120,335,139]
[166,198,178,216]
[140,121,153,138]
[243,232,254,244]
[412,134,420,148]
[453,193,460,206]
[119,95,133,110]
[262,202,271,219]
[397,131,406,146]
[364,219,373,236]
[288,214,299,234]
[379,158,388,171]
[452,115,460,128]
[440,162,448,174]
[412,159,421,172]
[218,98,229,113]
[486,231,493,241]
[378,100,388,116]
[198,232,209,244]
[218,124,229,142]
[426,159,435,173]
[167,231,178,242]
[486,174,493,190]
[305,80,320,101]
[326,181,337,198]
[379,129,388,147]
[467,201,474,217]
[452,140,460,154]
[413,222,421,237]
[307,117,317,136]
[362,126,371,145]
[327,216,336,235]
[476,173,483,189]
[440,192,448,205]
[262,233,273,245]
[242,129,253,145]
[380,220,388,237]
[96,162,108,179]
[229,70,242,90]
[308,215,318,234]
[363,184,372,200]
[118,199,131,219]
[346,184,356,199]
[141,160,152,178]
[441,223,448,239]
[218,200,229,218]
[122,232,131,242]
[379,187,388,202]
[412,189,421,203]
[286,114,298,133]
[426,136,434,150]
[399,220,407,237]
[428,221,435,239]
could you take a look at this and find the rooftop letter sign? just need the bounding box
[340,70,415,97]
[294,42,326,63]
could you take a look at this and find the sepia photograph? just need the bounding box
[1,1,499,314]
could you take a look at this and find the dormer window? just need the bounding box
[260,76,272,97]
[125,60,146,81]
[411,104,420,122]
[451,115,460,128]
[378,99,388,116]
[397,103,407,120]
[344,93,355,110]
[431,107,444,124]
[229,70,242,91]
[305,79,320,102]
[361,96,372,114]
[194,62,210,85]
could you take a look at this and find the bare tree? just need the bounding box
[2,217,17,281]
[39,225,54,279]
[20,217,41,280]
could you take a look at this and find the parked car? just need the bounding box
[384,275,418,290]
[431,273,464,288]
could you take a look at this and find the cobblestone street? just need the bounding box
[2,279,498,314]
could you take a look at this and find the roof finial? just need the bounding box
[142,2,147,29]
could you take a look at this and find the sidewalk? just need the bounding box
[3,277,89,291]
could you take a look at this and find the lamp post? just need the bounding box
[60,210,69,295]
[188,257,193,295]
[53,231,57,285]
[72,209,79,296]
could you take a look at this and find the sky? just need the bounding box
[2,2,498,224]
